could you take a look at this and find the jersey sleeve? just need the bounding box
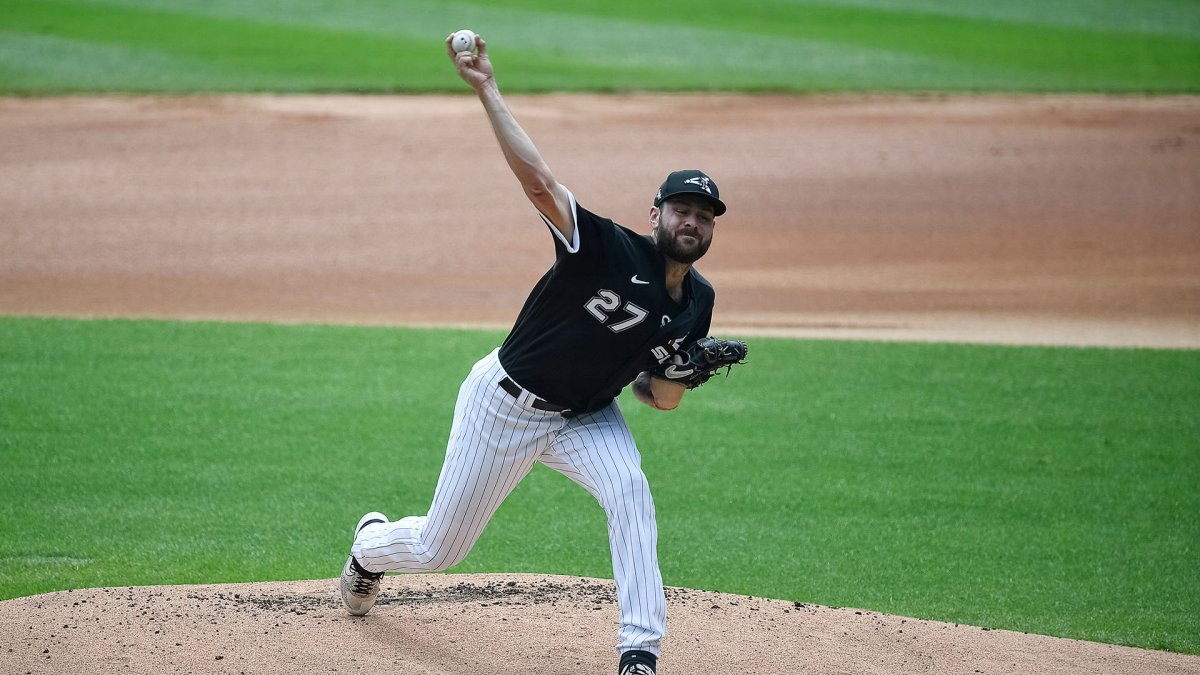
[538,188,581,254]
[538,190,618,268]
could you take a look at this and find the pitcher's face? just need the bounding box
[651,196,716,264]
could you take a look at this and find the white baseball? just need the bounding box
[451,29,477,55]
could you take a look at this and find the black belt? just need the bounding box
[498,376,570,414]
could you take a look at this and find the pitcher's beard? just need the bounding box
[654,229,711,264]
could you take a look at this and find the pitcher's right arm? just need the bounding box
[447,34,574,242]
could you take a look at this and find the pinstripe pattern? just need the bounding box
[352,348,665,656]
[544,404,666,653]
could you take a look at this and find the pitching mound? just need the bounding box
[3,574,1197,674]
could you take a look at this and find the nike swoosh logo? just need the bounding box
[631,275,650,285]
[664,365,694,378]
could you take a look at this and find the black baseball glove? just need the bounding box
[652,336,748,389]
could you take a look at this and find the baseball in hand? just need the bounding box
[450,29,477,55]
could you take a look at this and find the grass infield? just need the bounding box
[0,0,1198,93]
[1,317,1197,654]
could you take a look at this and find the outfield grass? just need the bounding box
[1,317,1197,654]
[1,0,1198,93]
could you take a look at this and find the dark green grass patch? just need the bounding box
[0,318,483,587]
[0,317,1197,654]
[641,339,1199,653]
[0,0,1197,93]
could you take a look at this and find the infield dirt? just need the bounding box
[0,94,1198,673]
[1,94,1197,346]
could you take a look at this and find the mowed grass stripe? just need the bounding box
[1,0,1197,92]
[1,317,1197,653]
[483,0,1200,90]
[0,31,250,90]
[64,0,1040,89]
[0,0,468,91]
[0,0,681,92]
[816,0,1200,37]
[0,0,1018,92]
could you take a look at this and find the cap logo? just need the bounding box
[683,176,713,194]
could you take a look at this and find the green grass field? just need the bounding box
[1,0,1198,93]
[1,317,1197,654]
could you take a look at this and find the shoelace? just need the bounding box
[350,573,379,596]
[348,561,383,596]
[620,664,654,675]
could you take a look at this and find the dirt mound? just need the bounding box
[2,574,1197,674]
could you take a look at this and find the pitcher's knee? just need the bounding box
[604,473,654,512]
[622,470,652,497]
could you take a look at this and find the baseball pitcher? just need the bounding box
[338,32,747,675]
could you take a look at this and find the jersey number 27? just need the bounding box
[584,290,648,333]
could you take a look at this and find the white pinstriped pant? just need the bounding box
[353,348,666,656]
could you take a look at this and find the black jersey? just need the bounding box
[498,193,714,413]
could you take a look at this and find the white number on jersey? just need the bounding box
[584,290,649,333]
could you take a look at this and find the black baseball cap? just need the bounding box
[653,169,726,217]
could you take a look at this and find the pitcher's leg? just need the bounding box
[542,403,666,657]
[354,350,557,573]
